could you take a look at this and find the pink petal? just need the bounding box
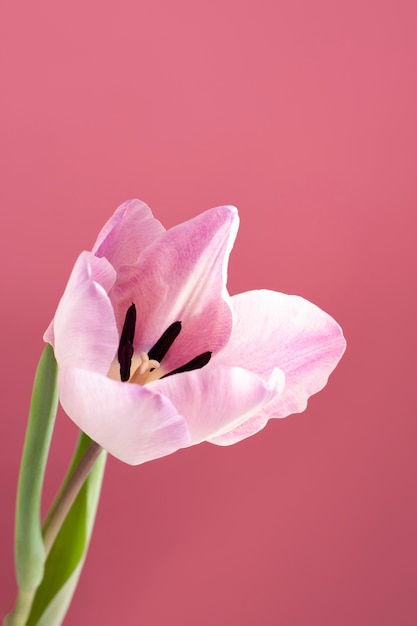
[150,365,283,444]
[59,368,190,465]
[207,414,269,446]
[44,253,118,346]
[43,318,55,346]
[206,369,285,446]
[110,205,239,373]
[48,252,119,374]
[92,199,166,268]
[214,290,346,421]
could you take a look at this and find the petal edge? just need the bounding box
[59,368,190,465]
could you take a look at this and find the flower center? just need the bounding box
[113,303,212,384]
[129,352,161,385]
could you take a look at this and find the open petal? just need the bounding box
[207,414,269,446]
[150,365,283,444]
[44,252,117,347]
[110,205,239,373]
[215,290,346,420]
[50,252,119,375]
[207,370,284,446]
[92,199,166,268]
[59,368,190,465]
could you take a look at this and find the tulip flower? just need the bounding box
[44,200,346,465]
[6,199,346,626]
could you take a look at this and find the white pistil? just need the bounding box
[129,352,160,385]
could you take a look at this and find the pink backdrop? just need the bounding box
[1,1,416,624]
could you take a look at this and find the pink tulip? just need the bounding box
[44,200,346,465]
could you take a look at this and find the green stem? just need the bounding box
[5,438,104,626]
[5,345,59,626]
[4,589,36,626]
[25,433,106,626]
[42,440,103,557]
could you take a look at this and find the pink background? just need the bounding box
[1,1,416,624]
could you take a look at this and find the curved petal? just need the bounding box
[110,205,239,373]
[49,252,119,374]
[59,368,190,465]
[44,253,117,347]
[92,199,166,268]
[215,290,346,419]
[207,370,284,446]
[150,365,283,445]
[207,414,269,446]
[43,318,55,346]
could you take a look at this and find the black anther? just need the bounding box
[162,351,212,379]
[148,321,182,363]
[118,303,136,382]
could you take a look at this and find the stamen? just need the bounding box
[113,311,212,385]
[148,321,182,363]
[119,343,134,382]
[162,351,212,378]
[118,303,136,382]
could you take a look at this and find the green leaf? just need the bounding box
[26,433,107,626]
[15,344,59,591]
